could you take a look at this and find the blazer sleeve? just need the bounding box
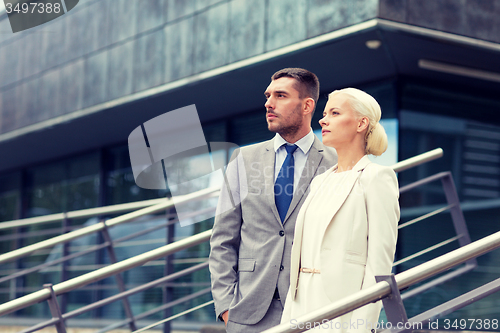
[209,149,244,320]
[350,166,400,331]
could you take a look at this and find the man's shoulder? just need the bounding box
[239,139,274,154]
[312,139,337,163]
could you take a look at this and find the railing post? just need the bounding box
[440,173,476,265]
[163,209,176,333]
[375,275,410,333]
[60,214,70,315]
[100,223,138,332]
[44,284,67,333]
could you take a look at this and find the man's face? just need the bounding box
[264,77,305,136]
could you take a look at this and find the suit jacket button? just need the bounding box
[279,230,285,237]
[280,265,284,271]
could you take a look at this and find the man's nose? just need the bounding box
[265,97,273,110]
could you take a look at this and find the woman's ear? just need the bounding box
[358,117,369,133]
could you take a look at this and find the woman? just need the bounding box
[280,88,400,332]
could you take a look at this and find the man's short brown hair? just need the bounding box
[271,68,320,104]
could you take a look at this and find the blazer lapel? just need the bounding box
[283,136,324,225]
[317,156,372,236]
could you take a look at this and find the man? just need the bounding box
[209,68,337,332]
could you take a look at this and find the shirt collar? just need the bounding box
[274,129,315,154]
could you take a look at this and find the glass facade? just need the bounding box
[0,79,500,328]
[398,81,500,323]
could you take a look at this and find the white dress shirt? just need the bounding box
[274,129,315,194]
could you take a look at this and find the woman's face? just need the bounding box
[319,93,363,149]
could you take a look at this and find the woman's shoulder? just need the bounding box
[360,161,398,186]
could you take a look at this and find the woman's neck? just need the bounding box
[335,147,366,172]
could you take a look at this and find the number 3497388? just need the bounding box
[443,319,498,330]
[5,2,62,14]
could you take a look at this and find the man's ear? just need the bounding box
[303,98,315,116]
[358,117,369,133]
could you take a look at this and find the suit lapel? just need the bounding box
[263,140,282,225]
[283,136,324,225]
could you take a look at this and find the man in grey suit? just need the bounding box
[209,68,337,332]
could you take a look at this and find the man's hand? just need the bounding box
[222,310,229,326]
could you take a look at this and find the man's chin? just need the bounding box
[267,123,279,133]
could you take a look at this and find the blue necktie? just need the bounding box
[275,144,298,222]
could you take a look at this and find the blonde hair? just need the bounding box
[329,88,388,156]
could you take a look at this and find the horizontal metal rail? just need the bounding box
[407,276,500,328]
[392,148,443,173]
[393,235,462,266]
[263,230,500,333]
[132,299,215,333]
[0,198,167,231]
[18,262,209,333]
[0,207,214,285]
[0,230,212,316]
[397,204,454,229]
[400,262,476,301]
[99,289,212,333]
[0,187,219,265]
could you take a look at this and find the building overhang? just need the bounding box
[1,18,500,173]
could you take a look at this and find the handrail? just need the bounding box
[392,148,443,173]
[0,148,442,267]
[0,229,213,316]
[0,186,219,265]
[0,148,443,232]
[0,198,166,231]
[262,230,500,333]
[0,148,446,329]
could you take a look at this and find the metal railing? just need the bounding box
[0,187,219,332]
[395,171,477,300]
[262,230,500,333]
[0,198,167,231]
[0,148,447,332]
[0,186,219,265]
[391,148,443,173]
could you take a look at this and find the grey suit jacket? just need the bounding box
[209,136,337,325]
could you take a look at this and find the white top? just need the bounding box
[273,129,315,194]
[287,169,350,332]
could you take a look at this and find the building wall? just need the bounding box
[379,0,500,43]
[0,0,379,135]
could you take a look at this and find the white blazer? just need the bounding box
[288,155,400,330]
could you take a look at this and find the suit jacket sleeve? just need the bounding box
[350,166,400,331]
[209,149,244,320]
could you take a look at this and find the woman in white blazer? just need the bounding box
[280,88,400,332]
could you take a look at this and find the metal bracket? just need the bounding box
[101,222,138,332]
[43,284,67,333]
[375,275,410,333]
